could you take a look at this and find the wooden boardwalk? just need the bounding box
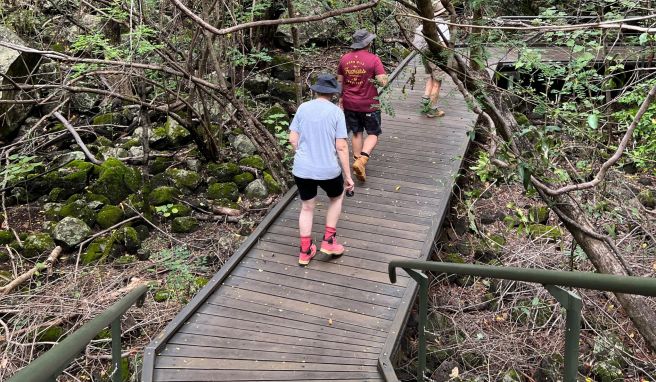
[142,53,477,381]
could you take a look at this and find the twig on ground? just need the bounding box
[0,246,63,295]
[54,112,103,165]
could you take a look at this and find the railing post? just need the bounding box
[544,285,582,382]
[111,317,123,382]
[406,269,429,382]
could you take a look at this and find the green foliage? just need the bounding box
[151,246,201,301]
[264,113,294,163]
[0,155,42,186]
[470,151,497,182]
[154,203,179,218]
[613,79,656,171]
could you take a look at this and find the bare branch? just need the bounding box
[53,112,103,165]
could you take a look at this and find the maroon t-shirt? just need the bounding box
[337,50,386,113]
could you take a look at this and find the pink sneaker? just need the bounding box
[298,243,317,265]
[320,235,345,257]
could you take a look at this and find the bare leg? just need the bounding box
[325,193,344,228]
[351,132,363,157]
[430,79,442,108]
[299,198,316,237]
[361,134,378,155]
[423,76,433,97]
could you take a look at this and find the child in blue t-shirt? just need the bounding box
[289,74,355,265]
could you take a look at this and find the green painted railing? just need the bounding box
[8,285,148,382]
[388,260,656,382]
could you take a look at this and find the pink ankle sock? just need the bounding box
[300,236,312,252]
[324,226,336,241]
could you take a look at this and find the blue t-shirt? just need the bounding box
[290,99,348,180]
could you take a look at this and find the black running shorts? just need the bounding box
[294,174,344,201]
[344,110,382,136]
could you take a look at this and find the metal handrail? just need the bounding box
[8,285,148,382]
[388,260,656,382]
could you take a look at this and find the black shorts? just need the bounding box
[344,110,382,136]
[294,174,344,201]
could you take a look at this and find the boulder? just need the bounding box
[112,226,141,253]
[89,158,142,204]
[59,199,97,226]
[268,78,299,101]
[50,151,86,168]
[239,155,265,170]
[232,135,257,156]
[81,236,121,265]
[208,182,239,202]
[149,117,191,150]
[207,162,240,182]
[270,54,295,81]
[245,179,268,199]
[0,26,42,142]
[165,168,201,190]
[263,172,281,194]
[243,74,269,95]
[0,230,13,245]
[96,205,124,229]
[53,217,91,247]
[149,157,174,175]
[233,172,255,190]
[22,233,55,258]
[171,217,199,233]
[149,186,179,205]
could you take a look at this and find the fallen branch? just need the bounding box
[170,0,379,36]
[196,214,241,223]
[239,166,261,178]
[0,246,63,295]
[0,317,66,342]
[53,112,103,165]
[212,205,242,216]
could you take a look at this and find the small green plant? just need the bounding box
[264,113,293,162]
[470,151,497,182]
[154,204,179,218]
[151,246,200,301]
[0,155,43,186]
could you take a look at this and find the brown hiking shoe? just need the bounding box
[426,108,445,118]
[352,156,368,182]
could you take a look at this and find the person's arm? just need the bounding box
[335,138,354,192]
[374,56,388,88]
[337,74,344,109]
[375,74,388,87]
[289,131,300,151]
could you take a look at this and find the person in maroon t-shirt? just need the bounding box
[337,29,388,182]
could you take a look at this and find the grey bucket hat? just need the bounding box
[350,29,376,49]
[310,73,341,94]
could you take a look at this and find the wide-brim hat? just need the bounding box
[310,73,341,94]
[350,29,376,49]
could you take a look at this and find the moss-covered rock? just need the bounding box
[270,54,295,81]
[245,179,268,199]
[149,157,174,175]
[37,326,65,342]
[113,226,141,253]
[59,199,96,226]
[239,155,265,170]
[525,224,562,241]
[92,112,124,126]
[47,188,66,202]
[150,117,191,149]
[53,217,91,247]
[207,162,240,182]
[208,182,239,202]
[114,255,136,265]
[194,277,209,289]
[81,236,120,265]
[0,230,14,245]
[165,168,201,190]
[443,252,466,264]
[528,206,550,224]
[154,289,173,302]
[233,172,255,190]
[95,136,113,147]
[268,78,299,101]
[213,199,240,210]
[232,134,257,156]
[514,112,530,126]
[171,217,199,233]
[638,189,655,209]
[149,186,179,205]
[89,158,142,204]
[263,171,281,194]
[23,233,55,258]
[41,160,97,198]
[96,205,124,229]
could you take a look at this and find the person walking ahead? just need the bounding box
[337,29,388,182]
[290,74,355,266]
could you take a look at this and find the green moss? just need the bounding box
[444,252,466,264]
[96,205,124,229]
[165,168,201,190]
[194,277,209,289]
[489,234,506,248]
[149,186,179,205]
[528,206,550,224]
[38,326,65,342]
[263,171,281,194]
[92,112,122,126]
[169,203,192,218]
[60,200,96,226]
[154,289,172,302]
[47,188,66,202]
[208,182,239,202]
[638,189,655,209]
[81,237,120,265]
[207,162,240,182]
[239,155,265,170]
[112,226,141,253]
[94,328,112,340]
[23,233,55,258]
[525,224,562,241]
[89,158,142,204]
[0,230,14,245]
[514,113,530,126]
[149,157,174,175]
[214,199,240,210]
[95,136,113,147]
[171,217,199,233]
[268,78,299,101]
[233,172,255,190]
[115,255,136,265]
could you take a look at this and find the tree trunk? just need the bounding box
[286,0,303,105]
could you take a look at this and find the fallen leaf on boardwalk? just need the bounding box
[328,318,333,326]
[258,269,263,272]
[449,366,459,378]
[395,185,401,191]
